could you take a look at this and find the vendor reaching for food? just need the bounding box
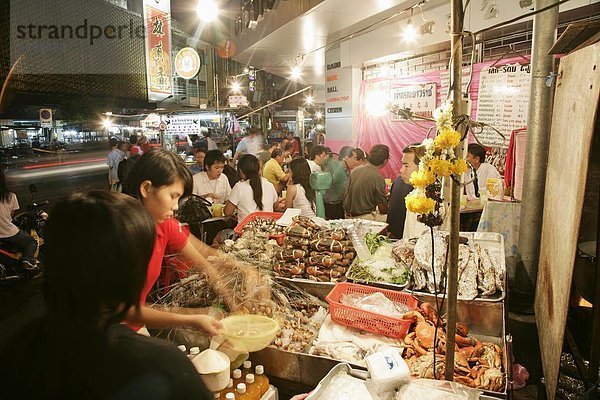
[123,149,269,333]
[0,191,213,399]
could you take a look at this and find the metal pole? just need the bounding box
[238,86,312,120]
[513,0,558,312]
[444,0,465,381]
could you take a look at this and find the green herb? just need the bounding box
[365,232,392,254]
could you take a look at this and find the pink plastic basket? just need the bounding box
[325,282,419,339]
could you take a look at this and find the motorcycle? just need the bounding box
[0,184,48,282]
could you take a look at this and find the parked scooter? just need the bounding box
[0,184,48,282]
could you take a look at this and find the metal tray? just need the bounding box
[327,218,388,235]
[345,241,410,291]
[253,294,510,398]
[406,231,507,303]
[275,276,336,300]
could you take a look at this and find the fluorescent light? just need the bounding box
[197,0,218,23]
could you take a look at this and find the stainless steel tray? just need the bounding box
[345,241,410,291]
[407,231,507,303]
[275,276,336,300]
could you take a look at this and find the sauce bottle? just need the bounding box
[241,360,253,380]
[189,346,200,360]
[235,383,251,400]
[232,369,243,388]
[221,379,235,399]
[254,365,269,396]
[244,374,261,400]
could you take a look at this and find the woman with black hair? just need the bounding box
[192,150,231,204]
[121,149,226,332]
[0,191,212,399]
[224,154,278,221]
[285,158,316,218]
[0,169,38,269]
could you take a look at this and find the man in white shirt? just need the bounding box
[465,143,502,199]
[192,150,231,204]
[307,145,328,173]
[233,127,264,161]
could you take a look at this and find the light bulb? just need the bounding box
[197,0,218,23]
[365,91,389,117]
[402,20,417,41]
[290,65,301,80]
[305,95,314,105]
[315,111,322,119]
[231,80,241,93]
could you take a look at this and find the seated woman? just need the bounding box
[0,191,213,399]
[0,170,38,269]
[224,154,278,221]
[285,158,316,218]
[192,150,231,204]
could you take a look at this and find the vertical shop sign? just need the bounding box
[325,49,352,118]
[389,83,437,120]
[143,0,173,101]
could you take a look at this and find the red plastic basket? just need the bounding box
[325,282,419,339]
[233,211,284,235]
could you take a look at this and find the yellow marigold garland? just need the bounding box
[404,100,467,218]
[409,169,436,188]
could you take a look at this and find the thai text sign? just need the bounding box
[390,83,436,120]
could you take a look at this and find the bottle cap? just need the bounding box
[255,365,264,375]
[245,374,255,384]
[189,347,200,355]
[232,369,242,379]
[236,383,246,394]
[225,393,235,400]
[177,345,187,352]
[243,360,252,369]
[227,378,233,388]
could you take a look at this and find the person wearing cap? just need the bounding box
[343,144,389,222]
[234,127,264,161]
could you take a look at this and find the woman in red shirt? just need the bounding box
[122,149,226,333]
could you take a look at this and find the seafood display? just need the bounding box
[402,302,505,393]
[274,216,356,282]
[393,232,505,300]
[221,229,280,270]
[239,217,285,235]
[347,241,411,286]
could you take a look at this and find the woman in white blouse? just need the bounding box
[285,158,316,218]
[224,154,278,221]
[192,150,231,204]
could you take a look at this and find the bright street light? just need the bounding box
[231,80,241,93]
[197,0,218,23]
[290,65,301,80]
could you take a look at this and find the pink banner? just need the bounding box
[356,56,530,179]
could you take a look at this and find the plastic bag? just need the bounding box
[340,292,410,318]
[395,379,481,400]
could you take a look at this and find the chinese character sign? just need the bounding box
[143,0,172,101]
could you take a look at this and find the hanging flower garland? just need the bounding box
[404,101,468,227]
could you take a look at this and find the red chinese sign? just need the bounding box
[144,3,172,100]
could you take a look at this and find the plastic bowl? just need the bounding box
[220,314,280,353]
